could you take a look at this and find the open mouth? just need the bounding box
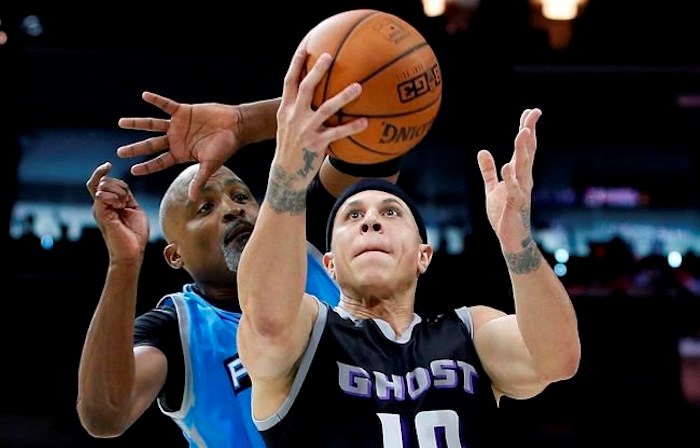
[223,221,254,246]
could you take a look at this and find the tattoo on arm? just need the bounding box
[520,205,531,235]
[296,148,318,179]
[266,165,307,215]
[505,237,541,275]
[505,205,538,273]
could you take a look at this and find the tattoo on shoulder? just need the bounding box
[266,165,307,215]
[504,238,541,275]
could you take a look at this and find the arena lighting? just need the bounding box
[20,15,43,37]
[677,94,700,109]
[422,0,481,17]
[533,0,588,21]
[554,248,570,263]
[528,0,587,50]
[422,0,446,17]
[554,263,568,277]
[667,251,682,269]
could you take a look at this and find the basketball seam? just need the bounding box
[327,10,381,159]
[340,94,442,119]
[322,10,379,104]
[356,42,431,86]
[342,136,391,155]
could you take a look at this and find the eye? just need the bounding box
[347,210,363,220]
[384,207,399,217]
[233,192,250,203]
[197,202,214,215]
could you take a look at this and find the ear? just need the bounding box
[417,244,433,275]
[323,252,336,279]
[164,243,184,270]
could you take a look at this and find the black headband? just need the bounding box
[325,179,428,252]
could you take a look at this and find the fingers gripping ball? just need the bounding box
[304,9,442,164]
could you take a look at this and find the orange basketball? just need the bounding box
[304,9,442,164]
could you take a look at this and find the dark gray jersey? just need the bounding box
[257,302,498,448]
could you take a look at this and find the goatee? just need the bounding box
[223,233,250,272]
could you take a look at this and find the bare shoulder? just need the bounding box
[301,293,321,323]
[467,305,507,332]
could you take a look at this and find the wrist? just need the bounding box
[238,98,280,145]
[500,233,535,254]
[502,237,542,275]
[108,256,144,272]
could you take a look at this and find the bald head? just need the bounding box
[159,164,245,242]
[159,165,197,242]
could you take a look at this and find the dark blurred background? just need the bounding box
[2,0,699,446]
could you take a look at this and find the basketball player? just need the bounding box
[236,41,581,447]
[77,47,397,448]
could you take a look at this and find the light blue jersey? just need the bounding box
[157,243,339,447]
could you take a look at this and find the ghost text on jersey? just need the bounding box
[337,359,478,401]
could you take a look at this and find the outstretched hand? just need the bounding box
[273,40,367,188]
[477,108,541,252]
[86,162,149,264]
[116,91,241,200]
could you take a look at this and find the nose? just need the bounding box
[222,198,244,222]
[360,213,382,235]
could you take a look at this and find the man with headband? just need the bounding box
[237,40,581,448]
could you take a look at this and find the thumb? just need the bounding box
[86,161,112,199]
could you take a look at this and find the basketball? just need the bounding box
[304,9,442,164]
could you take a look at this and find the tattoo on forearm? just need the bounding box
[519,205,534,251]
[521,205,531,234]
[504,238,541,274]
[296,148,318,179]
[266,165,307,215]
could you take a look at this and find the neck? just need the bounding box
[193,283,241,313]
[338,294,415,337]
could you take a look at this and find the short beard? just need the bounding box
[223,245,242,273]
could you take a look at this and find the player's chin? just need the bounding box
[222,232,251,271]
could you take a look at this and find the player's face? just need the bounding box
[329,190,424,293]
[174,168,259,285]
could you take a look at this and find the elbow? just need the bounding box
[564,341,582,379]
[244,310,289,340]
[547,340,582,382]
[562,332,582,379]
[558,352,581,381]
[239,292,296,340]
[77,401,130,438]
[240,300,301,344]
